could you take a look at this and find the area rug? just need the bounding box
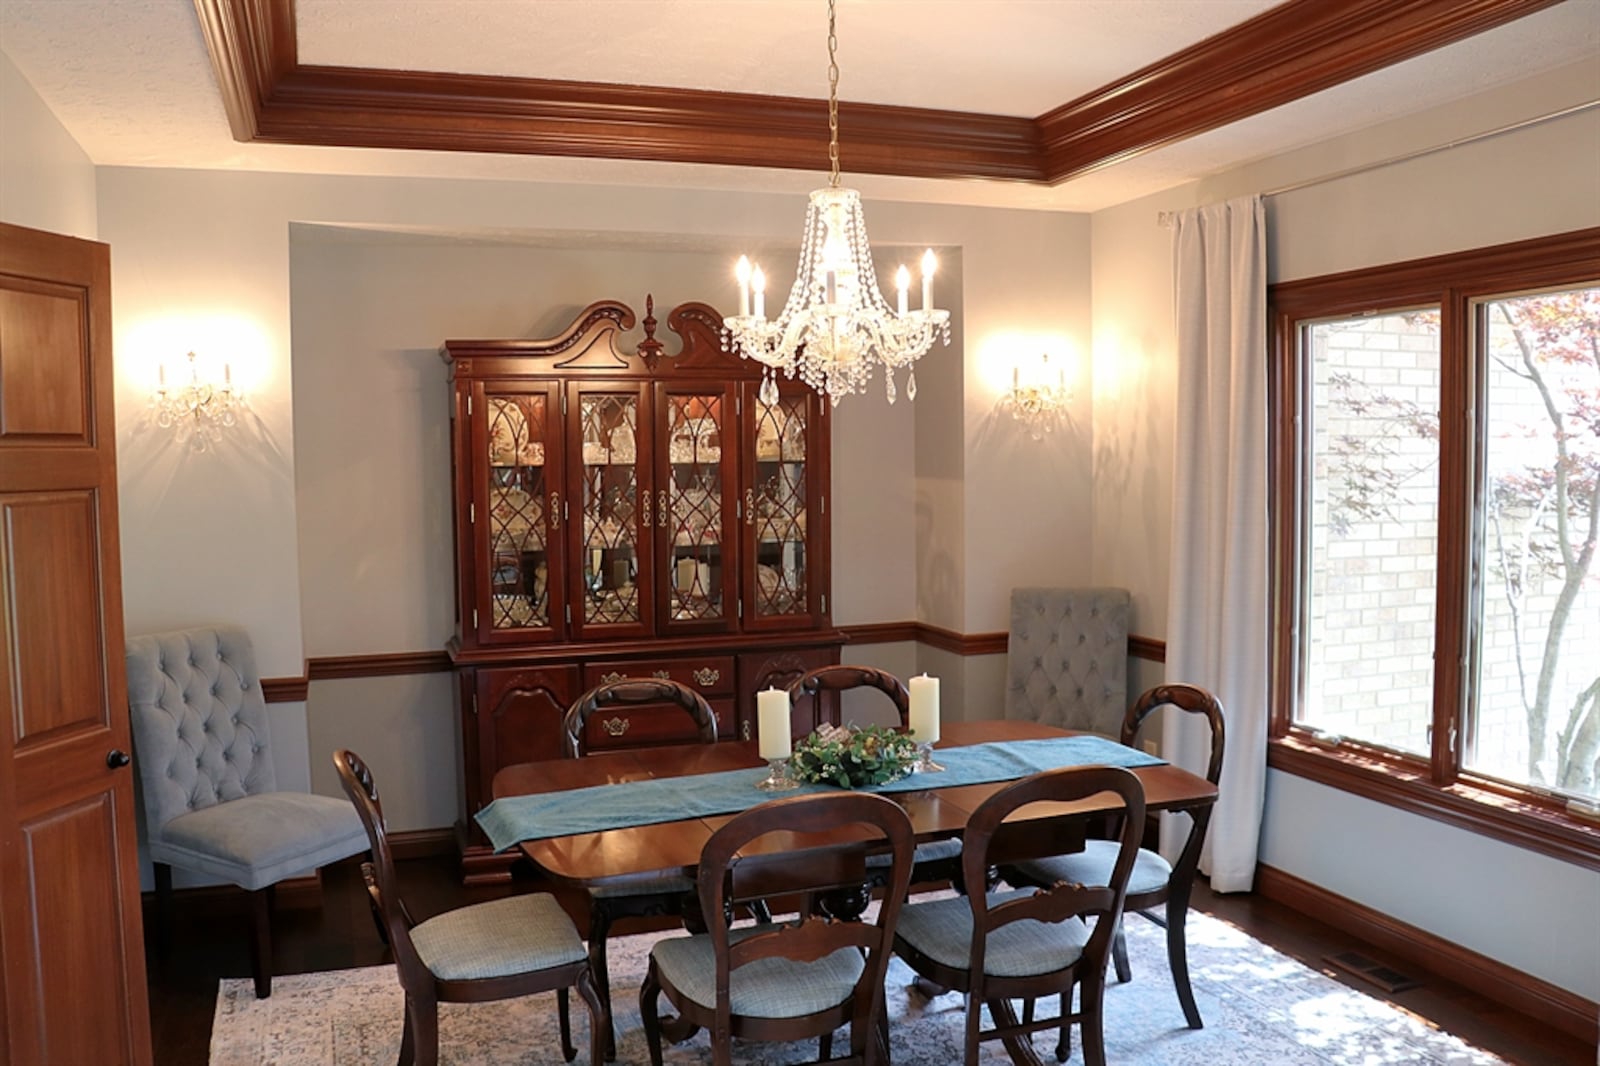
[210,907,1505,1065]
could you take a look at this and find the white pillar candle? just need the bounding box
[757,688,791,759]
[908,674,940,744]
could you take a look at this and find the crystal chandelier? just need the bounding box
[722,0,950,406]
[152,350,242,451]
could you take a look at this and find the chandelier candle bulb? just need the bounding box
[736,255,753,317]
[896,265,910,315]
[921,250,937,312]
[757,688,791,760]
[908,674,940,744]
[752,266,766,320]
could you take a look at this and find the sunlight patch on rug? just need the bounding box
[209,909,1506,1065]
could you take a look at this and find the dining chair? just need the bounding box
[892,765,1145,1066]
[787,665,964,893]
[1004,587,1131,738]
[639,790,915,1066]
[561,677,719,1059]
[125,625,369,998]
[1002,683,1225,1037]
[334,749,603,1066]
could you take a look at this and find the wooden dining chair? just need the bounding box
[788,665,964,892]
[333,750,603,1066]
[1002,683,1225,1039]
[893,765,1146,1066]
[639,791,915,1066]
[561,677,719,1059]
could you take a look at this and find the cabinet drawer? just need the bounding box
[584,697,736,751]
[583,655,736,697]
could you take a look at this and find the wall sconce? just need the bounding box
[152,351,243,451]
[1002,352,1069,439]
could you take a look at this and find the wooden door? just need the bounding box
[0,222,152,1066]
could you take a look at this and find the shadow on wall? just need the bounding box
[118,396,293,518]
[915,485,960,625]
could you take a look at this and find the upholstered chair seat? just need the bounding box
[409,893,588,982]
[589,873,696,900]
[1010,841,1173,898]
[649,923,867,1017]
[126,625,367,997]
[894,889,1092,978]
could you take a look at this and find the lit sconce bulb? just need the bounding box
[895,265,910,315]
[736,255,753,317]
[920,249,937,311]
[751,266,767,320]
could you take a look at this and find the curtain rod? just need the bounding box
[1157,98,1598,226]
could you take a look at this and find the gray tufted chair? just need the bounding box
[125,625,366,998]
[1003,588,1131,737]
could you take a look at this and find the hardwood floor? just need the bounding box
[148,856,1592,1066]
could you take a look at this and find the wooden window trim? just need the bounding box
[1268,228,1600,870]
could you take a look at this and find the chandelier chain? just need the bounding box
[826,0,840,188]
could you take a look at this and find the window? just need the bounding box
[1269,229,1600,867]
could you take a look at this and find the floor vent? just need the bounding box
[1324,950,1421,993]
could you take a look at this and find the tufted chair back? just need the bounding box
[1004,587,1131,736]
[125,625,276,837]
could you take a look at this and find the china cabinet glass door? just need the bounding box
[569,383,653,639]
[742,382,821,629]
[656,385,736,634]
[480,384,564,643]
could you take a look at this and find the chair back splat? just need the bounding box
[787,664,910,729]
[562,677,717,758]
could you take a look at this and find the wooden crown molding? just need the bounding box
[193,0,1559,186]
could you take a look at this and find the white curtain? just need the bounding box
[1163,195,1269,894]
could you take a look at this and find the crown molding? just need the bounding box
[194,0,1561,186]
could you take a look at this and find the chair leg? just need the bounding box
[575,966,607,1066]
[819,1030,832,1060]
[588,900,617,1060]
[408,989,440,1066]
[1166,895,1203,1028]
[1112,922,1132,984]
[1055,988,1072,1063]
[151,863,174,959]
[397,991,417,1066]
[248,885,275,999]
[557,987,576,1062]
[639,957,665,1066]
[1079,974,1109,1066]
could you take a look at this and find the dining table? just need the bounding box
[485,719,1218,1062]
[487,718,1215,899]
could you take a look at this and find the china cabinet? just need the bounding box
[442,298,843,881]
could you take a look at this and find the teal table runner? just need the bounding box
[476,735,1163,854]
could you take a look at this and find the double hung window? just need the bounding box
[1268,229,1600,865]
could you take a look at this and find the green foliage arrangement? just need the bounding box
[789,723,918,789]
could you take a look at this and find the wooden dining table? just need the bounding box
[490,718,1217,893]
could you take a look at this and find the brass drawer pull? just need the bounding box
[602,716,631,737]
[652,670,672,680]
[600,670,626,685]
[693,667,721,688]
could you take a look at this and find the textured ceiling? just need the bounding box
[0,1,1596,211]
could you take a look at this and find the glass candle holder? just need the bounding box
[911,741,945,774]
[756,757,799,791]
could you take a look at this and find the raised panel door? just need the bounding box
[0,222,151,1066]
[472,664,579,809]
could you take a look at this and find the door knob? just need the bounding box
[106,749,131,769]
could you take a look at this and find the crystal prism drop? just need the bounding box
[760,372,779,407]
[885,373,896,405]
[907,370,917,402]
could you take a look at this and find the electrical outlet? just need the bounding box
[1143,740,1159,756]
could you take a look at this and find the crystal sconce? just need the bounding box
[152,351,242,451]
[1002,352,1069,439]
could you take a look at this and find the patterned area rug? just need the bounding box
[210,907,1505,1065]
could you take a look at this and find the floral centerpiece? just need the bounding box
[789,723,918,789]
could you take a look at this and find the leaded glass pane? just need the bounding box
[486,395,549,629]
[580,393,640,625]
[752,394,808,617]
[666,393,725,621]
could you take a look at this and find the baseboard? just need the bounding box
[1255,864,1598,1045]
[387,827,459,861]
[140,870,322,912]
